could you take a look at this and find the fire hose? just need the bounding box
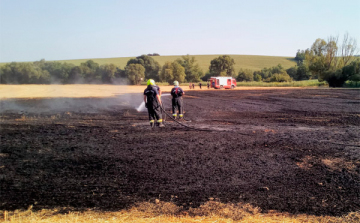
[159,104,214,132]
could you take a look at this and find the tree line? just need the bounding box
[1,34,359,86]
[0,59,123,84]
[235,33,359,87]
[0,54,222,85]
[292,33,359,87]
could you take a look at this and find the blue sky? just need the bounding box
[0,0,359,62]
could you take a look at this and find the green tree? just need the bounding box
[40,61,74,83]
[286,62,311,81]
[80,60,101,82]
[321,60,360,87]
[201,72,213,81]
[286,66,297,79]
[303,34,358,84]
[209,55,236,77]
[237,68,253,82]
[311,38,327,56]
[340,33,358,67]
[125,64,145,85]
[81,60,99,71]
[256,64,290,82]
[68,66,84,83]
[347,60,360,82]
[307,54,326,80]
[176,55,203,82]
[296,62,311,80]
[269,72,292,82]
[0,62,50,84]
[126,55,160,81]
[100,64,117,83]
[253,73,262,82]
[295,50,306,62]
[160,61,186,84]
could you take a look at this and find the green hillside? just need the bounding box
[1,55,297,72]
[56,54,297,72]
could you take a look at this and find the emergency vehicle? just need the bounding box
[209,77,237,89]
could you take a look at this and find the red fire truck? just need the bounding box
[209,77,237,89]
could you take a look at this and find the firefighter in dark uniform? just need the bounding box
[153,82,165,121]
[171,81,185,120]
[144,79,164,128]
[154,83,161,97]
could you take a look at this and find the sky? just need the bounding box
[0,0,359,62]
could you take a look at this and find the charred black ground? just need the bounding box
[1,88,359,216]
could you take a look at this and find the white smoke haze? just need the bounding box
[0,94,143,114]
[136,93,171,112]
[0,85,175,115]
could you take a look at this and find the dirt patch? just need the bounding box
[0,88,359,216]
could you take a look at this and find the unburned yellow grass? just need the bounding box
[1,203,358,223]
[0,84,310,99]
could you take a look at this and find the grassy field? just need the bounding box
[53,54,297,72]
[2,201,359,223]
[0,84,328,99]
[235,79,328,87]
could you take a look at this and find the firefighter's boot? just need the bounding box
[150,120,155,128]
[179,114,184,121]
[157,120,165,128]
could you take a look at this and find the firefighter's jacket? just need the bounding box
[171,86,184,98]
[144,85,161,108]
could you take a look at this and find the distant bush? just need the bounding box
[321,60,360,87]
[253,73,262,82]
[286,62,311,81]
[254,64,292,82]
[0,59,126,84]
[147,53,160,56]
[237,68,253,82]
[201,72,212,81]
[269,72,292,82]
[236,80,327,87]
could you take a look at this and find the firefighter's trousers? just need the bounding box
[147,102,162,122]
[172,97,183,118]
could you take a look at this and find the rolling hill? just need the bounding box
[56,54,297,72]
[0,55,297,72]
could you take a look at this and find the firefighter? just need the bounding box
[207,81,210,89]
[154,83,162,97]
[171,81,185,120]
[144,79,164,128]
[199,82,202,89]
[153,82,165,117]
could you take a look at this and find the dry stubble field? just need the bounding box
[0,85,359,222]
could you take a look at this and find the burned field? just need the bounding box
[1,88,359,216]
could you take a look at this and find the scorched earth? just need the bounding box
[1,88,359,216]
